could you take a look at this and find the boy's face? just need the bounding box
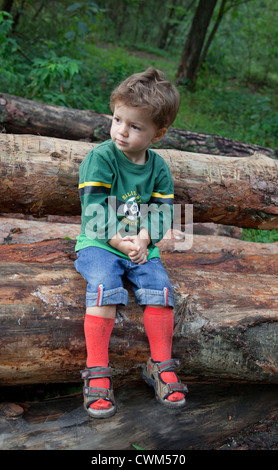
[110,101,167,164]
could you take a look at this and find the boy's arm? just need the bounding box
[141,161,174,245]
[79,150,114,243]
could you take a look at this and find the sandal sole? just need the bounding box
[85,403,117,419]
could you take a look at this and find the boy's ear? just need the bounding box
[152,127,168,143]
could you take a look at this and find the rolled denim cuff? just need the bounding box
[135,287,175,307]
[86,286,128,307]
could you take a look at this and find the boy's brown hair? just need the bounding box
[110,67,180,129]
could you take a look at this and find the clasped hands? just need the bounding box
[109,228,151,265]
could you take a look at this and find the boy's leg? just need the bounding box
[74,247,129,412]
[84,305,116,411]
[86,305,116,318]
[127,258,185,403]
[143,305,184,402]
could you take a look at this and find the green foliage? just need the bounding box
[0,11,14,48]
[63,1,101,42]
[0,11,27,95]
[132,443,145,450]
[27,50,80,105]
[241,229,278,244]
[175,82,278,149]
[0,0,277,149]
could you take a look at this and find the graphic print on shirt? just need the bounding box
[116,190,143,233]
[124,196,141,221]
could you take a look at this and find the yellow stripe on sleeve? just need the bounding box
[79,181,112,189]
[151,192,174,199]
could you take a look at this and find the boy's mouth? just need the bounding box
[116,138,127,146]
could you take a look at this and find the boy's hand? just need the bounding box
[122,236,149,264]
[109,229,151,264]
[123,229,151,264]
[109,236,137,257]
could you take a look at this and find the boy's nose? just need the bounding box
[119,123,129,136]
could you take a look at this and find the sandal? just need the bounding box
[80,366,117,418]
[142,358,188,409]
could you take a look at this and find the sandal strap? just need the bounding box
[151,358,180,374]
[83,385,115,410]
[80,366,112,381]
[83,385,112,399]
[163,382,189,396]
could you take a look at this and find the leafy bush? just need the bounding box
[27,50,80,105]
[241,229,278,244]
[0,3,277,150]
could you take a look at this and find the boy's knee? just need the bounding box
[86,305,116,319]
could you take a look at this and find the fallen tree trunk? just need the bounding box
[1,133,278,228]
[0,93,112,142]
[0,237,277,387]
[0,215,81,245]
[1,92,277,159]
[1,381,278,450]
[0,215,242,245]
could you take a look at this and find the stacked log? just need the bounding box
[0,232,277,387]
[1,92,277,158]
[0,132,277,387]
[1,133,278,228]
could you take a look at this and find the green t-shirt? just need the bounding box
[75,139,174,260]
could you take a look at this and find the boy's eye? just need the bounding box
[132,125,140,130]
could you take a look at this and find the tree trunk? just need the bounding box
[158,127,278,159]
[0,380,277,450]
[0,215,81,245]
[0,215,242,246]
[0,92,112,141]
[176,0,217,85]
[1,93,277,158]
[197,0,227,73]
[1,133,278,229]
[0,236,277,387]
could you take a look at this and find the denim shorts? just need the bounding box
[74,246,174,308]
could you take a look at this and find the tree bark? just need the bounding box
[0,92,112,142]
[197,0,227,73]
[1,133,278,229]
[0,215,81,245]
[1,93,277,158]
[0,236,277,387]
[176,0,218,85]
[0,215,242,246]
[0,381,277,450]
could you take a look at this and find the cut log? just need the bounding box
[0,93,112,142]
[0,381,278,451]
[1,133,278,228]
[0,214,241,245]
[0,215,81,245]
[0,236,277,387]
[1,92,277,158]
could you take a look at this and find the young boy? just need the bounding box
[74,68,188,418]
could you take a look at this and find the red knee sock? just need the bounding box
[84,314,115,410]
[143,306,184,402]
